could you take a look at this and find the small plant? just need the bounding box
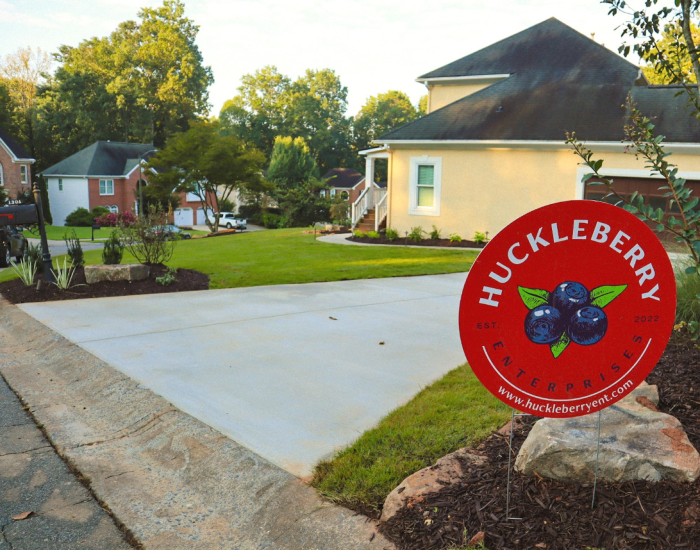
[102,232,125,265]
[473,231,487,245]
[118,205,176,265]
[385,228,399,242]
[449,233,462,243]
[408,226,426,243]
[353,230,367,238]
[94,210,137,227]
[51,257,77,290]
[26,243,42,273]
[64,230,84,268]
[155,266,178,286]
[367,231,381,239]
[10,258,36,286]
[430,225,442,240]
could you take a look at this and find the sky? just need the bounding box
[0,0,644,117]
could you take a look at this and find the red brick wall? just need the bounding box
[87,170,141,214]
[0,145,31,199]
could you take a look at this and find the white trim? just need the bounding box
[0,162,3,186]
[416,74,510,85]
[41,173,130,178]
[373,139,700,154]
[351,177,366,190]
[408,155,442,217]
[20,164,28,184]
[575,166,700,200]
[0,138,35,163]
[359,145,390,156]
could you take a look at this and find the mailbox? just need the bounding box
[0,205,39,226]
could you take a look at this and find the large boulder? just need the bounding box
[84,264,150,284]
[515,382,700,483]
[380,448,486,522]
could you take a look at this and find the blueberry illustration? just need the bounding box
[524,305,564,344]
[567,306,608,345]
[552,281,590,316]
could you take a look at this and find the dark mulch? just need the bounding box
[380,336,700,549]
[0,265,209,304]
[348,236,486,248]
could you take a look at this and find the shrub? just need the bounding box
[385,228,399,242]
[95,210,136,227]
[26,243,42,273]
[449,233,463,243]
[473,231,488,245]
[408,226,426,243]
[63,230,84,268]
[367,231,381,239]
[102,232,125,265]
[156,266,178,286]
[353,230,367,238]
[262,213,285,229]
[429,225,442,240]
[330,202,350,225]
[65,206,110,227]
[118,205,175,265]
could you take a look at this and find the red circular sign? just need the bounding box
[459,200,676,418]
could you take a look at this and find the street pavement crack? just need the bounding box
[0,445,51,457]
[72,408,177,448]
[1,522,16,550]
[37,498,92,515]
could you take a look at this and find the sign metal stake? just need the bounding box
[591,409,602,510]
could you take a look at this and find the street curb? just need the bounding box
[0,298,394,550]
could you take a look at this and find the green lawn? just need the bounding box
[1,227,476,287]
[22,225,209,241]
[311,364,511,517]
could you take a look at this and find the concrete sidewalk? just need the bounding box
[18,273,468,477]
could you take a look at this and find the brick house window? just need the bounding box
[0,162,3,186]
[20,165,28,184]
[99,179,114,195]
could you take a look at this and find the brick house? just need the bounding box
[0,128,34,200]
[42,141,214,226]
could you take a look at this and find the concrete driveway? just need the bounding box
[19,273,468,476]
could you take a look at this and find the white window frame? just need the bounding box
[108,205,119,214]
[99,179,114,196]
[20,164,28,184]
[330,189,337,198]
[0,162,4,186]
[408,155,442,216]
[58,178,63,191]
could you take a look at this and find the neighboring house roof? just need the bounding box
[322,168,365,189]
[42,141,157,177]
[381,18,700,144]
[0,127,33,161]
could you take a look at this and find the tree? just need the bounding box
[146,121,267,233]
[219,67,353,171]
[219,66,290,157]
[0,47,52,158]
[641,21,700,84]
[353,90,419,151]
[417,95,428,116]
[267,136,319,188]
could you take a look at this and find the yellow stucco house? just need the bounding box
[356,18,700,240]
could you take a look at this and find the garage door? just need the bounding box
[197,207,213,225]
[174,208,193,226]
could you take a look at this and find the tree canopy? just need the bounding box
[641,21,700,84]
[353,90,419,151]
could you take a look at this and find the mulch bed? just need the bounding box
[380,336,700,549]
[0,265,209,304]
[348,235,486,248]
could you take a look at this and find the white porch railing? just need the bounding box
[351,186,373,229]
[375,190,388,231]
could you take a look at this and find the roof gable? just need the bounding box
[0,127,33,161]
[321,168,365,188]
[42,141,156,177]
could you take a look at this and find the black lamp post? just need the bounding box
[32,181,55,283]
[138,148,158,216]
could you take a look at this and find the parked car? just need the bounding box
[217,212,247,230]
[0,226,28,267]
[152,225,192,240]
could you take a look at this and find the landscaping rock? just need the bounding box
[84,264,149,284]
[515,382,700,483]
[380,448,486,522]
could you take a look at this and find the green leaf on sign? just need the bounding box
[550,332,570,359]
[518,287,550,309]
[590,284,627,308]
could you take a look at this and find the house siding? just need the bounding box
[387,147,700,239]
[427,83,494,113]
[0,146,31,200]
[47,177,90,226]
[88,170,140,214]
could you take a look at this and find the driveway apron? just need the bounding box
[18,273,468,477]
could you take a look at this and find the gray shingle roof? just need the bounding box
[321,168,365,189]
[381,18,700,144]
[0,127,32,160]
[41,141,157,177]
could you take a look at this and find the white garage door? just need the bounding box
[174,208,193,226]
[197,207,213,225]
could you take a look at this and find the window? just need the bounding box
[330,189,337,198]
[0,162,4,186]
[341,191,349,200]
[20,165,28,184]
[108,205,119,214]
[320,190,327,198]
[58,179,63,191]
[99,179,114,195]
[409,156,442,216]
